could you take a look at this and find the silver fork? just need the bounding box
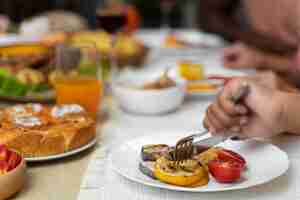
[173,82,250,164]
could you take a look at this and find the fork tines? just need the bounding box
[174,135,195,166]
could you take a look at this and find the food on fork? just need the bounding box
[139,143,247,187]
[0,103,96,157]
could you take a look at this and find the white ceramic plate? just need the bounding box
[0,34,41,47]
[25,138,97,162]
[168,66,222,97]
[135,30,225,48]
[110,131,289,192]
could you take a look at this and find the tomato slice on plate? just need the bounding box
[208,160,243,183]
[217,149,246,168]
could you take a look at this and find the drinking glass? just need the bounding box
[53,43,103,118]
[96,0,127,82]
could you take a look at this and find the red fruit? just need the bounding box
[208,160,243,183]
[0,160,9,174]
[218,149,246,169]
[7,151,22,171]
[0,145,9,161]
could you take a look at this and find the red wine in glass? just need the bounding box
[97,14,127,34]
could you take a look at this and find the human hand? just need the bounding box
[222,42,264,69]
[250,71,299,93]
[203,77,286,138]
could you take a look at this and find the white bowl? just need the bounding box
[112,80,185,115]
[0,158,27,200]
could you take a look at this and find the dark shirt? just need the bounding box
[0,0,52,23]
[130,0,182,28]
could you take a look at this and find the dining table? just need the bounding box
[10,29,300,200]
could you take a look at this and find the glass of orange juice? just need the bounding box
[53,43,103,118]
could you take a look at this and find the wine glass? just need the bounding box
[96,0,127,83]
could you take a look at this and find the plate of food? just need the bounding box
[113,70,185,115]
[167,60,225,97]
[70,31,149,68]
[25,137,97,162]
[110,131,289,192]
[0,43,55,102]
[163,31,224,49]
[0,145,27,199]
[135,30,225,49]
[0,103,97,162]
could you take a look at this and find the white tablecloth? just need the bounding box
[78,30,300,200]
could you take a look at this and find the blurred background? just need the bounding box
[0,0,199,32]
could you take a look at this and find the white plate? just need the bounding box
[110,131,289,192]
[0,34,41,47]
[25,138,97,162]
[175,30,225,48]
[168,66,221,97]
[135,30,225,48]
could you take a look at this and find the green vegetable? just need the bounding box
[0,69,50,96]
[0,68,11,77]
[0,77,28,96]
[29,83,50,93]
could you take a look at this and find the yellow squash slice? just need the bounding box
[154,157,209,187]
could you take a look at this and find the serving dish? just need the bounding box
[111,131,289,192]
[0,42,55,102]
[112,75,185,115]
[25,137,97,162]
[135,30,225,49]
[0,103,96,159]
[0,145,27,200]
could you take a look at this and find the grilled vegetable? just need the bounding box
[193,147,221,170]
[141,144,170,162]
[139,160,156,179]
[154,157,209,187]
[208,160,243,183]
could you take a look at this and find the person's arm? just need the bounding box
[198,0,297,55]
[258,51,294,73]
[280,93,300,135]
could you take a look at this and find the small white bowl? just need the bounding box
[112,79,185,115]
[0,158,26,200]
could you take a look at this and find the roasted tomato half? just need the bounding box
[208,160,243,183]
[154,157,209,187]
[217,149,246,169]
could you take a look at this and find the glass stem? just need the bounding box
[110,34,118,84]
